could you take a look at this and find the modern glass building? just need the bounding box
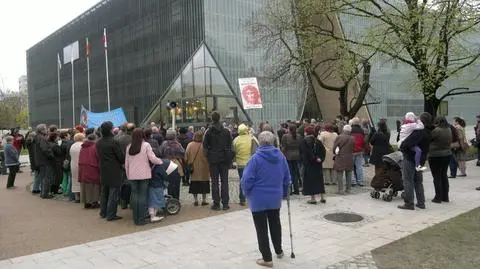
[27,0,305,128]
[339,13,480,128]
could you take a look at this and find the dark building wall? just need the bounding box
[27,0,204,128]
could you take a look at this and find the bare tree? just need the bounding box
[333,0,480,116]
[247,0,378,119]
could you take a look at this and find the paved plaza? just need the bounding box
[0,161,479,269]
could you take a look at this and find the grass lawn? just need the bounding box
[372,207,480,269]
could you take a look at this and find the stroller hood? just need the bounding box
[382,151,403,169]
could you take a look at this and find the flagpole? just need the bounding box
[86,37,91,111]
[72,58,75,127]
[57,55,62,129]
[104,27,111,111]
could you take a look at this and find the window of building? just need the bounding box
[143,44,249,126]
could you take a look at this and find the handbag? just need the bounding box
[188,146,201,174]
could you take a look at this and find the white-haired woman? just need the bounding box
[241,131,291,267]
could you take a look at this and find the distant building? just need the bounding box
[18,75,27,93]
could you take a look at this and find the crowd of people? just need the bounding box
[2,111,480,267]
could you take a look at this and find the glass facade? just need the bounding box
[144,44,250,127]
[204,0,305,127]
[27,0,204,127]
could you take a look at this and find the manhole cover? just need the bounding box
[324,213,364,223]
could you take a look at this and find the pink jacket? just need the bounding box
[125,142,163,180]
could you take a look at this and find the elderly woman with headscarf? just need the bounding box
[159,129,185,199]
[186,130,210,206]
[78,129,102,209]
[69,132,85,204]
[300,125,326,204]
[241,131,291,268]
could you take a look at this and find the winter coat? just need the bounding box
[96,136,125,188]
[399,129,431,164]
[159,140,186,177]
[152,133,164,147]
[369,131,393,166]
[33,134,54,168]
[351,124,366,155]
[125,142,163,180]
[300,135,326,195]
[318,131,338,169]
[241,145,291,212]
[233,125,255,167]
[78,140,101,184]
[281,133,301,161]
[151,159,178,188]
[13,135,23,152]
[185,141,210,182]
[69,141,82,185]
[25,135,36,169]
[203,122,233,164]
[429,127,452,158]
[333,134,355,172]
[116,133,132,155]
[147,138,161,157]
[4,144,19,166]
[177,134,192,150]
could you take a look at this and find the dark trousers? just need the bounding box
[167,170,181,199]
[287,160,300,193]
[130,180,149,225]
[100,185,120,220]
[39,166,53,198]
[6,165,19,188]
[182,166,191,185]
[429,156,451,202]
[210,162,229,205]
[252,209,283,262]
[449,153,458,177]
[402,155,425,207]
[238,167,245,203]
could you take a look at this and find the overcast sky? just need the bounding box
[0,0,99,91]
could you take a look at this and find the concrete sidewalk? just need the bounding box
[1,162,479,269]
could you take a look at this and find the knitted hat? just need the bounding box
[405,112,416,122]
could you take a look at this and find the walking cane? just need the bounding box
[286,185,295,259]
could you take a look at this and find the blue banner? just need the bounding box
[80,106,127,128]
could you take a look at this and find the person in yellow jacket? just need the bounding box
[233,124,258,206]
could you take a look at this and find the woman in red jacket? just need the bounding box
[78,129,101,209]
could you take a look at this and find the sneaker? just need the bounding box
[150,216,164,222]
[222,204,230,211]
[276,252,284,259]
[256,259,273,268]
[431,199,442,204]
[211,204,221,211]
[416,166,427,172]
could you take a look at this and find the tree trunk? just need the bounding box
[424,95,441,118]
[339,86,349,117]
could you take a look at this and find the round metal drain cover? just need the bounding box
[324,213,364,223]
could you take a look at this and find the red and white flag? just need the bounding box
[102,28,108,50]
[86,37,91,57]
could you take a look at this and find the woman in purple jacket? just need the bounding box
[241,131,291,268]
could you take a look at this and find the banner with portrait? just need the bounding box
[238,77,263,110]
[80,106,127,128]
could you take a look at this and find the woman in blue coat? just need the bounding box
[241,131,291,268]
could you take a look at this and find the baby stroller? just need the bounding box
[370,151,404,202]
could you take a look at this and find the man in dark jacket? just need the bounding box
[115,122,134,209]
[96,121,125,221]
[203,112,233,210]
[350,117,366,186]
[398,112,432,210]
[33,124,55,198]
